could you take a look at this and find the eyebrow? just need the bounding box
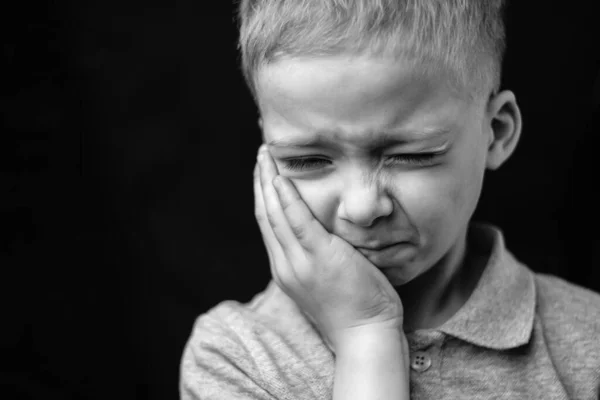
[267,128,452,150]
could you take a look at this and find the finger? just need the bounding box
[254,155,297,290]
[258,146,306,261]
[253,162,275,260]
[253,160,292,289]
[272,174,332,254]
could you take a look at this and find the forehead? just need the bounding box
[258,55,446,112]
[256,55,472,147]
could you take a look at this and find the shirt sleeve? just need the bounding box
[179,314,278,400]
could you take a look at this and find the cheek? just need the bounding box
[392,164,483,233]
[389,172,455,219]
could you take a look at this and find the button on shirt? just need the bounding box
[180,222,600,399]
[410,351,432,372]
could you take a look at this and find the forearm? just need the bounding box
[333,326,410,400]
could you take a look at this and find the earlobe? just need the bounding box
[485,90,523,170]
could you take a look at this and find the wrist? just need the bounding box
[333,324,410,400]
[335,324,407,356]
[332,320,404,352]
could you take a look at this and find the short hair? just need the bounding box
[237,0,507,103]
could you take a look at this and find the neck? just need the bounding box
[397,225,488,332]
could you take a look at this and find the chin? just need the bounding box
[379,266,419,287]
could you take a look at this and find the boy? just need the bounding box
[181,0,600,398]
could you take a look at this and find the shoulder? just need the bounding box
[185,280,332,358]
[534,272,600,337]
[533,272,600,393]
[180,281,334,399]
[180,293,275,399]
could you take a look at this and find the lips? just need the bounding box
[355,242,414,267]
[354,242,399,251]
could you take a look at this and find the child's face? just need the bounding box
[256,55,500,286]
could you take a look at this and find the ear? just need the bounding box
[484,90,523,170]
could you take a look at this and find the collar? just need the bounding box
[436,222,536,350]
[260,222,536,352]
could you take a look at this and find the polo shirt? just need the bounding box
[180,222,600,399]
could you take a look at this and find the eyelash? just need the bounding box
[283,153,441,172]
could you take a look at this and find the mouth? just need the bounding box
[355,242,401,251]
[355,242,414,266]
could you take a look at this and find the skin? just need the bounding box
[255,54,522,332]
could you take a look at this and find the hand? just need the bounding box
[254,144,404,350]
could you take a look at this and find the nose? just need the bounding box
[338,171,394,227]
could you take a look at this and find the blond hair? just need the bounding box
[237,0,507,102]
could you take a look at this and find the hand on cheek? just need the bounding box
[253,145,405,350]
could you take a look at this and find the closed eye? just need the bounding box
[283,158,328,171]
[387,153,439,166]
[282,153,443,172]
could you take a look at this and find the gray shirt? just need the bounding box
[180,223,600,399]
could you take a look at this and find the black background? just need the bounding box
[2,1,599,399]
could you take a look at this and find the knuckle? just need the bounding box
[280,197,295,214]
[254,209,266,223]
[290,221,306,239]
[266,212,278,229]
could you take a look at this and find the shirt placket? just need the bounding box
[406,330,445,399]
